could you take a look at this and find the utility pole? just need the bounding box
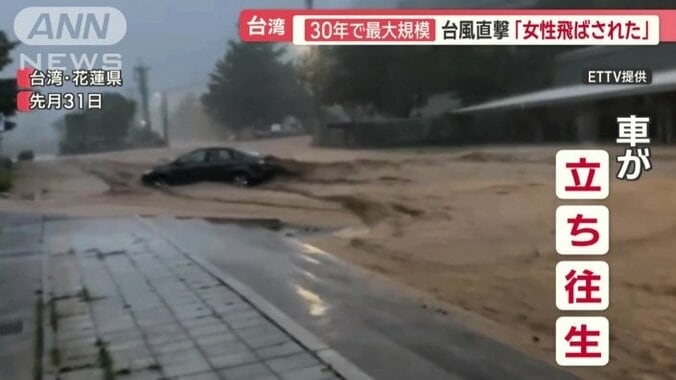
[0,113,4,151]
[134,61,152,131]
[160,91,169,147]
[305,0,314,9]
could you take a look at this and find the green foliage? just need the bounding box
[301,46,443,117]
[300,0,676,114]
[0,31,19,70]
[439,45,560,104]
[201,42,313,131]
[59,93,136,154]
[0,78,17,118]
[17,150,35,161]
[0,31,19,118]
[301,45,558,113]
[0,155,12,170]
[0,167,11,192]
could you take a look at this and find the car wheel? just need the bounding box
[153,176,169,188]
[232,173,250,187]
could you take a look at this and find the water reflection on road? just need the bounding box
[294,284,328,317]
[147,216,577,380]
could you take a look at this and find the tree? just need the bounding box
[301,44,558,113]
[301,0,676,114]
[59,93,136,154]
[201,42,313,132]
[0,31,19,129]
[301,46,444,118]
[434,45,562,104]
[0,79,17,122]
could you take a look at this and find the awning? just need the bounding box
[454,68,676,114]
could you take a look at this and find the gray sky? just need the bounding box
[1,0,355,88]
[0,0,535,154]
[0,0,352,154]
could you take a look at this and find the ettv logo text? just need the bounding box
[14,7,127,46]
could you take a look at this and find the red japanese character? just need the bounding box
[564,157,601,191]
[628,20,649,40]
[565,269,602,303]
[564,324,602,358]
[567,213,599,247]
[624,20,637,39]
[608,21,624,40]
[540,20,556,39]
[575,20,590,39]
[557,21,573,40]
[591,20,606,39]
[522,20,539,39]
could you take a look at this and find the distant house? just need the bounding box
[316,46,676,148]
[314,93,461,147]
[554,45,676,86]
[454,45,676,144]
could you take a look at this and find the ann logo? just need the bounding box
[14,7,127,46]
[28,12,110,41]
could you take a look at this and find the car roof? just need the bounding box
[183,147,230,154]
[182,147,258,157]
[202,146,232,151]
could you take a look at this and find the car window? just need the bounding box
[208,149,233,162]
[177,150,206,164]
[231,149,256,160]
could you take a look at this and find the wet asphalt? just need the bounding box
[0,213,578,380]
[145,216,578,380]
[0,213,44,380]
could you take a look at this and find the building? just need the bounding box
[315,93,461,147]
[313,42,676,147]
[454,45,676,144]
[554,45,676,85]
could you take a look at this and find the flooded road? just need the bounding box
[0,210,576,380]
[145,216,576,380]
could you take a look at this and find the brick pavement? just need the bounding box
[44,219,343,380]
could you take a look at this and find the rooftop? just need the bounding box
[454,68,676,114]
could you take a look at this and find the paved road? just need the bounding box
[41,215,358,380]
[0,213,44,380]
[0,213,578,380]
[146,217,578,380]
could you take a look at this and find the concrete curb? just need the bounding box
[40,215,57,380]
[137,216,373,380]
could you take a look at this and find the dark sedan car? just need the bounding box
[141,147,276,187]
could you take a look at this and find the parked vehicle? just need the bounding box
[141,147,276,187]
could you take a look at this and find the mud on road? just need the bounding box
[2,137,676,380]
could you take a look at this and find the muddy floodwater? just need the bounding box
[2,136,675,380]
